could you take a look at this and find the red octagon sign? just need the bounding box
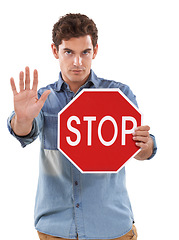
[58,89,142,173]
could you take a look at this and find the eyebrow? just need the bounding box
[63,48,73,51]
[63,48,92,52]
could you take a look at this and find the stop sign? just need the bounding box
[58,89,142,173]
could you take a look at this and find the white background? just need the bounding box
[1,0,179,239]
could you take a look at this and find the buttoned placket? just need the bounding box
[62,80,94,239]
[62,83,75,102]
[71,167,86,239]
[62,85,86,239]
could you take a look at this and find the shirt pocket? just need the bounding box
[43,113,58,150]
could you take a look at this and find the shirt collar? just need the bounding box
[54,69,99,92]
[54,72,65,92]
[89,70,100,88]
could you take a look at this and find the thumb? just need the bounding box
[37,90,51,108]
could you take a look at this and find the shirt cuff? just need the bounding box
[7,111,39,148]
[147,134,157,160]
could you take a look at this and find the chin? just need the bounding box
[70,74,87,81]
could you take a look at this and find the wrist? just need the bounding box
[11,114,34,136]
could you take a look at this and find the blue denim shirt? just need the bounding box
[7,70,157,239]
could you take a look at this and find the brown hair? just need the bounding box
[52,13,98,51]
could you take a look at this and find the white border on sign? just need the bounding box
[57,88,143,174]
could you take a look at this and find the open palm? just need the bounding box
[10,67,51,123]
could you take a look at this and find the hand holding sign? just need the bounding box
[133,125,154,160]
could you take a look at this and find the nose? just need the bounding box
[73,55,82,66]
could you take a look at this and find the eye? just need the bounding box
[65,50,72,55]
[83,50,90,55]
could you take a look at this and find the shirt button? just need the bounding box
[75,181,78,186]
[76,203,80,208]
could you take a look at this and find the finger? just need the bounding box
[133,136,149,143]
[135,141,148,150]
[37,90,51,108]
[133,125,150,137]
[32,69,38,91]
[133,130,149,137]
[135,125,150,132]
[25,66,30,90]
[19,71,24,92]
[10,77,18,95]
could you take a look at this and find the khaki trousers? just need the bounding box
[37,225,137,240]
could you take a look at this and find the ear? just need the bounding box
[51,43,59,59]
[92,44,98,59]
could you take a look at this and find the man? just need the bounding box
[8,13,157,240]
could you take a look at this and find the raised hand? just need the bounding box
[10,66,51,136]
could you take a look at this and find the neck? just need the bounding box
[62,73,91,94]
[69,83,84,94]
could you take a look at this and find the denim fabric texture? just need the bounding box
[7,70,157,239]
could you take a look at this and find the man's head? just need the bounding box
[52,13,98,51]
[51,13,98,93]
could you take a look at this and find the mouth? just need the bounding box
[71,69,84,74]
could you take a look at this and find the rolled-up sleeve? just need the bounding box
[7,111,44,148]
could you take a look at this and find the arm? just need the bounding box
[10,66,51,136]
[133,125,155,160]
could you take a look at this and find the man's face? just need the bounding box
[52,35,98,93]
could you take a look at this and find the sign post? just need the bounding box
[58,89,142,173]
